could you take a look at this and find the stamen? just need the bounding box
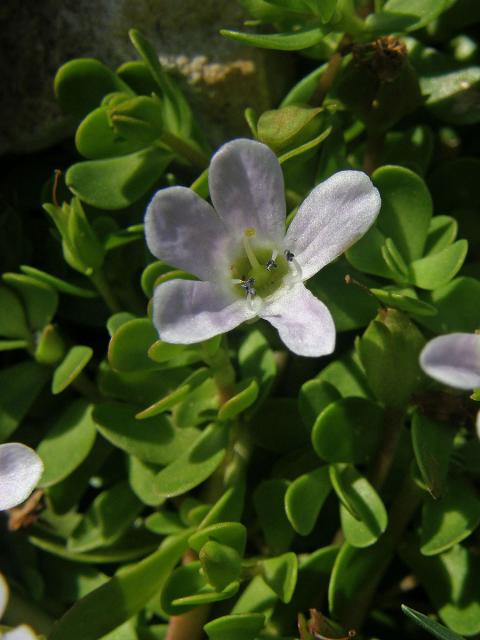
[240,277,256,296]
[285,249,303,282]
[242,229,260,269]
[285,249,295,262]
[266,258,277,271]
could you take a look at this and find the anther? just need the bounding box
[266,258,277,271]
[240,277,256,297]
[285,250,295,262]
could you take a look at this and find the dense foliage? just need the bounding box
[1,2,480,639]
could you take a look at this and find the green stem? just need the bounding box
[369,407,406,489]
[160,131,209,171]
[311,34,350,106]
[89,270,122,314]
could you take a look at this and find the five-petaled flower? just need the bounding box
[145,139,381,356]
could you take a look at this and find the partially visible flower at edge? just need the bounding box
[0,443,43,511]
[420,332,480,390]
[145,138,381,357]
[0,572,39,639]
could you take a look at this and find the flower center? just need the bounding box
[230,228,290,301]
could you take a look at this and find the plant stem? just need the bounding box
[161,131,209,171]
[90,270,122,314]
[369,407,405,489]
[311,35,350,106]
[165,604,211,640]
[363,130,385,175]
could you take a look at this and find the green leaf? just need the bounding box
[154,422,228,498]
[52,346,94,394]
[370,287,437,317]
[318,351,372,399]
[330,464,388,547]
[419,277,480,334]
[218,378,259,421]
[48,531,190,640]
[93,402,200,466]
[285,466,332,535]
[298,379,341,431]
[0,361,50,440]
[19,265,97,298]
[68,482,142,552]
[136,368,210,418]
[161,561,239,615]
[373,165,433,263]
[410,40,480,125]
[420,475,480,555]
[189,523,247,556]
[54,58,133,120]
[108,318,158,372]
[424,216,458,256]
[400,542,480,635]
[199,541,242,590]
[409,240,468,290]
[37,400,97,487]
[366,0,451,34]
[238,330,276,412]
[204,613,265,640]
[411,410,455,498]
[254,479,295,554]
[145,510,184,535]
[401,605,465,640]
[260,552,298,603]
[257,105,323,153]
[128,456,164,507]
[346,225,395,279]
[281,62,327,107]
[0,339,30,352]
[312,398,384,464]
[66,146,171,210]
[220,27,325,51]
[2,273,58,331]
[0,285,30,338]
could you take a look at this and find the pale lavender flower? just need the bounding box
[0,443,43,511]
[145,139,381,357]
[420,332,480,389]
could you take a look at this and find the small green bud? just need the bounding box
[357,308,425,407]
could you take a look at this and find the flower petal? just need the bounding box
[420,332,480,390]
[260,283,335,357]
[3,625,39,640]
[0,573,8,618]
[145,186,229,281]
[0,443,43,511]
[152,279,256,344]
[284,170,381,280]
[209,139,286,244]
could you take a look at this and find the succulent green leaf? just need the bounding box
[312,398,384,464]
[154,422,228,497]
[0,361,50,441]
[370,287,437,317]
[189,523,247,556]
[260,552,298,603]
[220,27,325,51]
[420,475,480,555]
[0,285,30,339]
[218,378,259,421]
[93,401,200,466]
[411,410,455,498]
[48,531,190,640]
[37,400,97,487]
[409,240,468,290]
[419,277,480,334]
[366,0,452,34]
[66,146,172,210]
[108,318,158,372]
[238,330,276,412]
[424,216,458,256]
[298,379,340,431]
[52,346,94,394]
[330,464,388,546]
[19,265,97,298]
[128,456,164,507]
[68,482,143,552]
[199,540,242,590]
[204,613,265,640]
[136,368,210,418]
[54,58,133,120]
[401,605,466,640]
[285,466,332,535]
[254,479,295,554]
[2,273,58,331]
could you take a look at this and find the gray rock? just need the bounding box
[0,0,293,155]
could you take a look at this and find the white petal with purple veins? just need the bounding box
[152,279,256,344]
[285,170,381,280]
[420,332,480,389]
[209,139,286,244]
[260,283,336,357]
[145,186,229,281]
[0,443,43,511]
